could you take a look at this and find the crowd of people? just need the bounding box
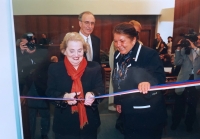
[16,10,200,139]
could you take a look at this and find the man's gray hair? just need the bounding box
[78,11,94,21]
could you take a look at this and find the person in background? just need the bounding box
[78,11,101,64]
[113,22,167,139]
[153,33,163,50]
[162,54,174,76]
[50,55,58,63]
[167,36,173,54]
[46,32,104,139]
[171,35,200,132]
[39,33,51,45]
[157,41,168,55]
[16,32,50,139]
[32,32,37,44]
[108,41,117,111]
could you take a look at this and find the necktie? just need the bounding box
[86,38,92,61]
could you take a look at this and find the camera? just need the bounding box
[177,29,198,55]
[24,33,35,50]
[180,29,198,42]
[177,39,191,55]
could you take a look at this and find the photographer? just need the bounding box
[17,33,50,139]
[171,36,200,132]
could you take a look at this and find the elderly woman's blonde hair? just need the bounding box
[129,20,142,32]
[60,32,88,54]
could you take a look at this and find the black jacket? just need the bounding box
[16,47,49,107]
[45,61,104,135]
[91,35,101,64]
[113,42,167,129]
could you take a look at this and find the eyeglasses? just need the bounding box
[81,21,95,26]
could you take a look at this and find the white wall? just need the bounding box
[12,0,174,15]
[0,0,23,138]
[156,7,175,43]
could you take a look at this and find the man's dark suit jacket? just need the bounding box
[90,35,101,64]
[16,47,49,107]
[45,60,104,135]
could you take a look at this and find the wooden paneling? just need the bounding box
[14,16,26,39]
[37,16,48,40]
[99,16,113,52]
[25,16,38,34]
[13,15,157,53]
[173,0,200,51]
[48,16,60,44]
[140,30,151,46]
[69,15,80,32]
[59,16,70,43]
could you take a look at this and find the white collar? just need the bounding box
[135,44,142,62]
[79,31,91,41]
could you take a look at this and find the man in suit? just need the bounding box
[39,33,51,45]
[78,11,101,64]
[17,32,50,139]
[152,33,163,50]
[171,36,200,132]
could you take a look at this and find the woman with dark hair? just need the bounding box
[167,36,173,54]
[112,22,167,139]
[158,41,168,55]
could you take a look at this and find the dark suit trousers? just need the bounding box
[172,75,198,128]
[29,107,50,138]
[55,130,97,139]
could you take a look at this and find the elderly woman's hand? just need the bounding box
[63,92,80,105]
[84,92,95,106]
[138,82,150,94]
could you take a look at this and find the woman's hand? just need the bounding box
[63,92,80,105]
[84,92,95,106]
[116,105,121,113]
[138,82,150,94]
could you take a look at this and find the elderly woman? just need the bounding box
[112,22,167,139]
[46,32,104,139]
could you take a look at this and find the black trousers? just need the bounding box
[29,107,50,139]
[123,113,164,139]
[172,75,198,128]
[55,130,97,139]
[124,129,162,139]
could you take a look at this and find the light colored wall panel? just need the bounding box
[12,0,175,15]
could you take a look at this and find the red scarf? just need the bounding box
[64,57,88,128]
